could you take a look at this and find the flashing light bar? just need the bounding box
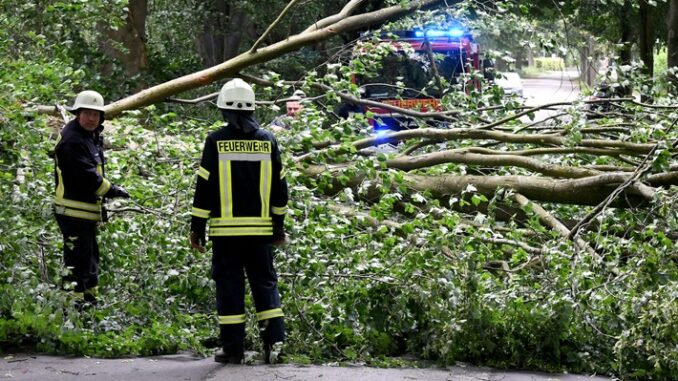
[414,28,465,38]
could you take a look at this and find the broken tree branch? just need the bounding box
[303,0,367,33]
[299,164,656,206]
[350,127,659,153]
[387,150,602,178]
[251,0,302,53]
[568,118,678,239]
[513,192,599,260]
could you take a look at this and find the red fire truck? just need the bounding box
[357,28,481,131]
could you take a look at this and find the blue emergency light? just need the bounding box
[374,117,399,131]
[374,122,395,145]
[414,28,465,38]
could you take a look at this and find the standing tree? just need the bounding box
[99,0,149,78]
[668,0,678,90]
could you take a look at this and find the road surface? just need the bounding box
[1,352,613,381]
[521,70,581,122]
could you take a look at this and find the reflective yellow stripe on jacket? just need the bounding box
[197,166,210,181]
[54,167,102,221]
[209,140,275,237]
[271,205,287,215]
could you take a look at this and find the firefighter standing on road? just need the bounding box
[54,90,130,307]
[189,78,289,364]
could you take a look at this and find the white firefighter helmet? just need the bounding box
[217,78,255,110]
[69,90,106,113]
[291,89,306,99]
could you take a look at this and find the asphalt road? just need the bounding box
[1,352,613,381]
[521,70,581,122]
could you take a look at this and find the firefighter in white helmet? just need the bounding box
[53,90,130,308]
[189,78,288,364]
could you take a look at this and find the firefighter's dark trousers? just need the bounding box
[55,214,100,298]
[212,237,285,356]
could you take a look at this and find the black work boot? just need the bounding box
[83,291,98,305]
[263,342,284,364]
[259,317,285,364]
[70,291,95,312]
[214,349,244,364]
[216,324,245,364]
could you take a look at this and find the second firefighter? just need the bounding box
[189,78,289,364]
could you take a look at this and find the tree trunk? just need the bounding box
[99,0,148,78]
[579,35,596,87]
[197,3,254,67]
[619,4,633,65]
[668,0,678,92]
[639,0,655,79]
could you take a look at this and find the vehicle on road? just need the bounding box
[495,72,524,97]
[354,26,482,133]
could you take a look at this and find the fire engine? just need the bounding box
[356,27,481,132]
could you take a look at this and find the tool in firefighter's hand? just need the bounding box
[189,232,206,253]
[101,205,109,223]
[272,225,286,246]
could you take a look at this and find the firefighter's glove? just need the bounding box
[272,225,286,246]
[189,231,206,253]
[107,185,131,199]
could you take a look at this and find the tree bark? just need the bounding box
[639,0,655,79]
[668,0,678,92]
[99,0,148,78]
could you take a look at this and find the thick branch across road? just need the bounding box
[404,172,654,205]
[388,150,602,178]
[352,128,658,153]
[301,164,655,206]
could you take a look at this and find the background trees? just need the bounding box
[1,1,677,380]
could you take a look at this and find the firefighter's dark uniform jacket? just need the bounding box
[190,122,288,355]
[53,118,113,297]
[54,119,111,221]
[190,124,288,239]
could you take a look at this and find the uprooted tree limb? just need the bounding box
[307,165,656,206]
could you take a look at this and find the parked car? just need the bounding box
[495,72,524,97]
